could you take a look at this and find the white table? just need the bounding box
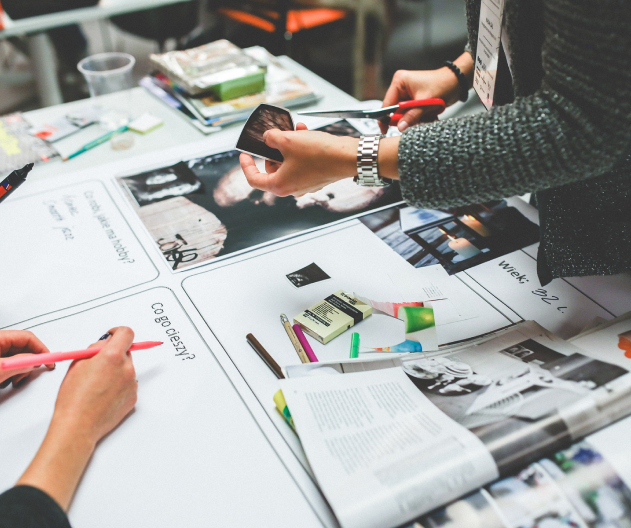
[0,0,195,107]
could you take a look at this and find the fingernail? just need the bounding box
[99,332,111,341]
[398,121,408,132]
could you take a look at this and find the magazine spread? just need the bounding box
[282,321,631,528]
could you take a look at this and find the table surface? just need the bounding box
[12,56,359,528]
[25,56,358,182]
[0,0,195,38]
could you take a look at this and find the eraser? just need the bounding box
[294,290,372,344]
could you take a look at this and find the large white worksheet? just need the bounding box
[0,180,158,328]
[0,162,336,528]
[0,288,325,527]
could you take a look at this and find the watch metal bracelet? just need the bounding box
[355,134,390,187]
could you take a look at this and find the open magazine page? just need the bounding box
[280,368,499,528]
[410,414,631,528]
[283,321,631,527]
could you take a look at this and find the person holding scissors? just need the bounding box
[240,0,631,284]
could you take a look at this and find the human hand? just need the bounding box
[380,68,461,133]
[0,330,53,388]
[51,327,138,447]
[240,123,359,197]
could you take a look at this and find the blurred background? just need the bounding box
[0,0,470,113]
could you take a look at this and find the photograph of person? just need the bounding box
[118,120,403,270]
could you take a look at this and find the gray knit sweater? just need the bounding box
[398,0,631,283]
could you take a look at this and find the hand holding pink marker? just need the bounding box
[0,341,163,371]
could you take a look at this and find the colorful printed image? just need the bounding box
[544,443,631,528]
[414,442,631,528]
[118,121,403,271]
[0,113,59,172]
[364,300,437,352]
[359,201,539,275]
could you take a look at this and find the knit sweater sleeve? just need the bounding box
[0,486,71,528]
[398,0,631,209]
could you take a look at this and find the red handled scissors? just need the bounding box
[297,98,446,126]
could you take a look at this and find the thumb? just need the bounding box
[263,129,284,150]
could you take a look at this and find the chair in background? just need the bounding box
[215,0,347,57]
[210,0,388,99]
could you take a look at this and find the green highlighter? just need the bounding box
[62,125,128,161]
[349,332,360,359]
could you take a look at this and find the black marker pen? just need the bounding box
[0,163,33,205]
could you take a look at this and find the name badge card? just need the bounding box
[473,0,505,110]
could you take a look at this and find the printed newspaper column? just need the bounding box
[473,0,505,110]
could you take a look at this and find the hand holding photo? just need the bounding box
[236,103,294,163]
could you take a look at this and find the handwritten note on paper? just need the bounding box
[0,181,158,328]
[464,250,613,339]
[0,288,322,528]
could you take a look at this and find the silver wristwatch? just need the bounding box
[355,134,391,187]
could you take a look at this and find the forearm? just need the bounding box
[16,419,95,511]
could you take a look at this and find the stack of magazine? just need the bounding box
[281,312,631,528]
[141,45,319,134]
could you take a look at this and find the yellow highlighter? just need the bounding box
[273,389,295,433]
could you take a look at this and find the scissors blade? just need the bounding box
[296,109,384,119]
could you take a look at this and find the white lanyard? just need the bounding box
[473,0,506,110]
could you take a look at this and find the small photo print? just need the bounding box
[236,103,294,163]
[286,262,330,288]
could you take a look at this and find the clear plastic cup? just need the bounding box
[78,52,136,97]
[78,53,135,130]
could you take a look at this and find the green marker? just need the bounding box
[63,125,128,161]
[349,332,360,358]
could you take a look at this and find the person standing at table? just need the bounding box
[0,327,138,528]
[240,0,631,285]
